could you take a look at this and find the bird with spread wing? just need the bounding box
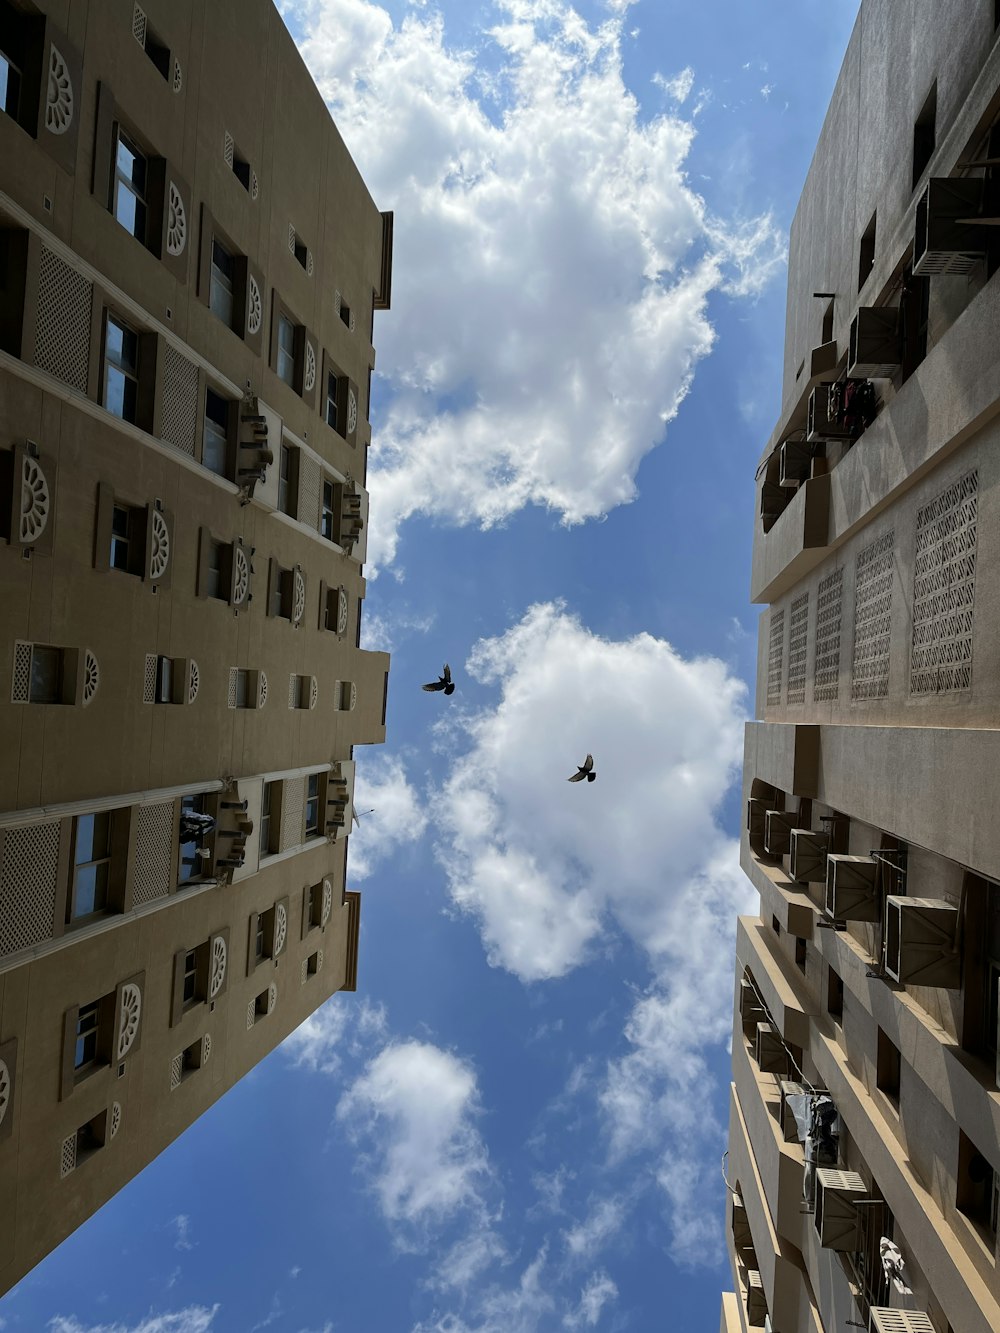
[422,664,455,696]
[568,754,596,783]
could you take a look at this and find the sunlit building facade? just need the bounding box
[721,3,1000,1331]
[0,0,392,1293]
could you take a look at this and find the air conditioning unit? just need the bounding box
[848,307,901,378]
[789,829,829,883]
[760,479,786,531]
[913,177,988,276]
[778,439,812,487]
[744,1268,767,1328]
[747,797,778,855]
[809,338,838,378]
[739,978,768,1040]
[731,1192,754,1256]
[883,896,960,988]
[826,854,878,921]
[779,1080,809,1142]
[755,1022,787,1076]
[807,384,854,441]
[764,809,802,858]
[869,1310,935,1333]
[814,1168,866,1250]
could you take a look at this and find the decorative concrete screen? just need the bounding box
[133,801,175,905]
[909,470,977,695]
[851,531,894,700]
[279,778,305,850]
[160,344,200,456]
[766,609,784,707]
[34,247,92,392]
[813,567,842,701]
[786,592,808,704]
[0,822,61,955]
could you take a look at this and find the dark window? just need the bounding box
[178,793,213,884]
[321,480,336,541]
[210,239,236,327]
[957,1130,999,1242]
[154,655,173,704]
[858,211,877,292]
[113,129,148,242]
[305,774,321,837]
[69,812,114,921]
[29,645,63,703]
[74,1001,100,1070]
[104,314,140,423]
[306,951,320,976]
[325,371,340,432]
[912,82,937,189]
[203,389,230,476]
[0,39,22,122]
[278,444,296,517]
[771,914,780,936]
[827,964,843,1024]
[260,781,275,854]
[109,503,147,576]
[253,912,265,961]
[232,148,251,192]
[821,299,834,346]
[339,300,351,329]
[182,949,198,1003]
[276,315,296,386]
[205,539,226,600]
[110,505,131,570]
[234,668,249,708]
[141,23,170,80]
[794,937,807,973]
[876,1028,901,1104]
[293,235,308,270]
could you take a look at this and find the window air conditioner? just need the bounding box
[744,1269,767,1328]
[883,896,960,989]
[807,384,854,441]
[813,1168,866,1250]
[763,809,802,858]
[789,829,829,884]
[778,438,812,487]
[731,1192,754,1257]
[848,307,901,378]
[825,854,878,921]
[740,978,768,1041]
[754,1022,787,1076]
[913,177,989,276]
[747,797,778,856]
[809,339,838,379]
[779,1080,809,1142]
[760,479,786,531]
[869,1310,935,1333]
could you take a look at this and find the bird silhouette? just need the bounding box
[879,1237,912,1295]
[422,664,455,696]
[568,754,596,783]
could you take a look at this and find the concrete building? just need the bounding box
[722,4,1000,1331]
[0,0,392,1294]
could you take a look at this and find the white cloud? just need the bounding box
[561,1198,625,1262]
[48,1310,219,1333]
[360,604,437,653]
[434,602,746,981]
[413,1250,554,1333]
[337,1041,493,1241]
[171,1214,193,1252]
[283,0,784,571]
[349,753,429,882]
[563,1272,618,1328]
[652,66,694,103]
[282,995,388,1075]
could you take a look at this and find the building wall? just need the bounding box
[0,0,392,1295]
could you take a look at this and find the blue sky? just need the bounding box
[1,2,860,1330]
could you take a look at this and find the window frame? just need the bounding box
[112,125,149,244]
[102,310,141,424]
[304,773,323,839]
[209,236,236,329]
[202,385,233,477]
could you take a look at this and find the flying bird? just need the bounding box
[422,664,455,696]
[568,754,596,783]
[879,1237,912,1296]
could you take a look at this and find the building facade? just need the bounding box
[722,4,1000,1332]
[0,0,392,1294]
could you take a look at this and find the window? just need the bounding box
[771,914,781,936]
[205,538,225,600]
[827,964,843,1024]
[304,882,321,933]
[253,911,266,962]
[253,986,272,1018]
[339,299,351,329]
[231,146,251,192]
[278,444,297,517]
[260,781,277,855]
[139,21,170,80]
[170,929,228,1025]
[68,811,116,922]
[957,1130,999,1243]
[182,949,197,1004]
[276,314,296,386]
[292,231,308,270]
[821,298,834,346]
[178,793,214,884]
[29,644,63,703]
[0,35,21,123]
[210,238,236,328]
[104,313,140,423]
[325,371,340,432]
[912,82,937,189]
[248,897,289,972]
[74,1001,100,1071]
[858,211,877,291]
[876,1028,901,1105]
[267,559,301,622]
[113,128,148,242]
[108,502,148,575]
[306,950,321,977]
[321,480,336,542]
[203,388,230,476]
[794,937,807,974]
[234,668,249,709]
[74,1109,109,1167]
[290,674,314,709]
[305,774,322,838]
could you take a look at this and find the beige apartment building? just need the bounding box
[721,3,1000,1332]
[0,0,392,1294]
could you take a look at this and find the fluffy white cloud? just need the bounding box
[563,1272,618,1328]
[349,753,429,881]
[337,1042,494,1241]
[282,996,387,1075]
[283,0,784,570]
[434,601,746,981]
[561,1198,625,1262]
[48,1311,219,1333]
